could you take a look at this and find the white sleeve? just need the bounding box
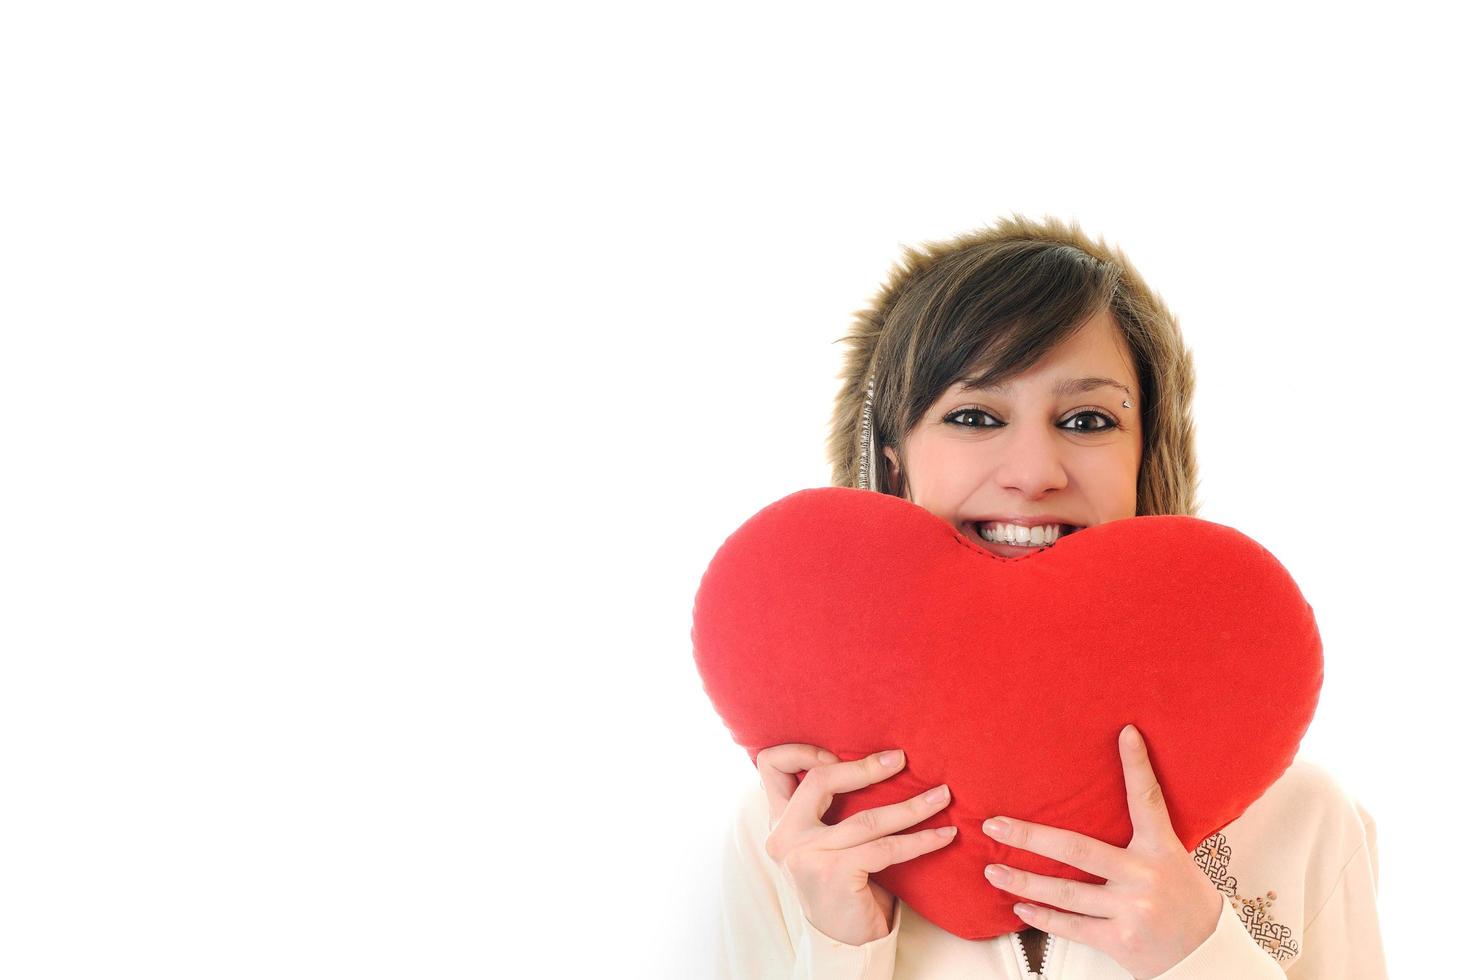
[792,899,901,980]
[1152,798,1388,980]
[1143,891,1289,979]
[1284,801,1389,980]
[717,785,900,980]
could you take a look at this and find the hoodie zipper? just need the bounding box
[1010,929,1056,979]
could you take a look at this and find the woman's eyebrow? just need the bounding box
[956,375,1130,397]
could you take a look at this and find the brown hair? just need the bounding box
[826,214,1201,516]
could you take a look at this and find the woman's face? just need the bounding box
[882,307,1143,558]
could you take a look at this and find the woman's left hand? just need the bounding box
[980,725,1224,980]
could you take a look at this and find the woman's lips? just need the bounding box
[964,521,1073,557]
[976,537,1048,558]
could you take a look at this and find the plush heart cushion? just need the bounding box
[692,487,1322,941]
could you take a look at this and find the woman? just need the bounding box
[718,216,1388,978]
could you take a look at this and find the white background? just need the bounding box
[2,2,1467,977]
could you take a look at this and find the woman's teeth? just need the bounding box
[975,521,1071,546]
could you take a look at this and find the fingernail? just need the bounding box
[819,751,841,764]
[936,826,957,839]
[878,750,902,768]
[983,817,1009,836]
[923,785,948,804]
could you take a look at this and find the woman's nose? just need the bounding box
[992,424,1069,497]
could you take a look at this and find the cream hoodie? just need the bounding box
[718,757,1387,979]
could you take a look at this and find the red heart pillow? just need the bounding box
[692,487,1322,940]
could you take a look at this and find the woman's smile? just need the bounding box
[962,519,1083,558]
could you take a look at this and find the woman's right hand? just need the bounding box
[755,744,956,947]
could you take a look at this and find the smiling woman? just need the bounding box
[717,215,1389,979]
[880,306,1141,560]
[835,214,1198,523]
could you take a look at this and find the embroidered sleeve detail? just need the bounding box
[1192,831,1301,964]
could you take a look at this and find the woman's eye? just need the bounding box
[1062,411,1117,433]
[944,408,1002,428]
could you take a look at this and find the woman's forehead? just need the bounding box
[945,313,1137,397]
[948,374,1133,399]
[950,314,1133,389]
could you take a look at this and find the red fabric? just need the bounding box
[692,487,1322,941]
